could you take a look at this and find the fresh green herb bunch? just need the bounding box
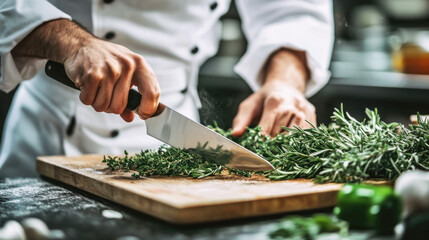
[103,147,224,179]
[265,107,429,183]
[103,107,429,183]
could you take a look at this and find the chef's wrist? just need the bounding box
[51,19,96,63]
[262,48,309,94]
[11,19,95,64]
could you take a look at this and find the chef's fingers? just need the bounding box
[91,62,121,112]
[271,112,294,136]
[302,108,317,129]
[92,80,114,112]
[232,94,262,137]
[258,109,278,137]
[108,58,135,114]
[132,56,160,120]
[120,109,135,122]
[78,71,101,106]
[288,112,305,129]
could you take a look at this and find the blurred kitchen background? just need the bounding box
[197,0,429,129]
[1,0,429,143]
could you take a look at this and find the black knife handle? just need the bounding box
[45,60,141,111]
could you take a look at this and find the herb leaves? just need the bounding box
[103,107,429,183]
[268,214,348,239]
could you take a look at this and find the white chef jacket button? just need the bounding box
[210,2,218,11]
[190,46,199,54]
[103,0,114,4]
[104,31,116,40]
[110,130,119,138]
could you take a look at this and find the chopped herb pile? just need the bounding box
[103,106,429,183]
[268,214,348,239]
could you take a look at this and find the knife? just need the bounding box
[45,60,274,171]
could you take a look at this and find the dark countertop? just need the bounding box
[0,177,394,240]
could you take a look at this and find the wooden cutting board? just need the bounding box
[36,155,342,224]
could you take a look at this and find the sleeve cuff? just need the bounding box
[234,16,333,97]
[0,1,71,92]
[0,54,48,93]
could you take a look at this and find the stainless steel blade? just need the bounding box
[145,104,274,171]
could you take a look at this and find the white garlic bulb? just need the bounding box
[0,220,26,240]
[20,218,50,240]
[395,170,429,218]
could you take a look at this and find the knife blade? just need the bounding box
[45,60,274,171]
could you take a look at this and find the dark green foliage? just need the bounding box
[268,214,348,239]
[103,146,224,179]
[103,107,429,183]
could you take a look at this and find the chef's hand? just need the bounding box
[232,49,316,138]
[64,38,160,122]
[11,19,160,122]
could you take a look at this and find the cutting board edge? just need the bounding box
[36,156,185,223]
[166,189,340,224]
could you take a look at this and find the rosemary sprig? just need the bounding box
[102,106,429,183]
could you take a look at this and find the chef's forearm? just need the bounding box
[11,19,94,63]
[262,48,309,93]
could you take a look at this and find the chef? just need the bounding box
[0,0,334,177]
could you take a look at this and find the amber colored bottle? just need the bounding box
[392,43,429,75]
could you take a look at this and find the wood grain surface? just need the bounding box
[36,155,342,224]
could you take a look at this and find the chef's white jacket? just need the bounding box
[0,0,334,177]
